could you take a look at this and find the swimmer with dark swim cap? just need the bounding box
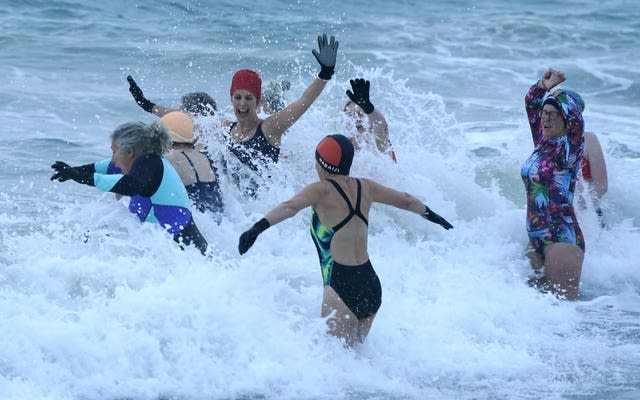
[238,133,453,348]
[126,75,217,118]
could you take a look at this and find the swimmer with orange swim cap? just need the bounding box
[238,133,452,348]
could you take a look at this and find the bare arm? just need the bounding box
[584,131,608,197]
[261,77,328,143]
[367,179,426,214]
[238,182,325,254]
[367,108,392,153]
[261,34,338,145]
[264,182,323,225]
[367,179,454,229]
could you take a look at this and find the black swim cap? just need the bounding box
[181,92,217,116]
[315,134,354,175]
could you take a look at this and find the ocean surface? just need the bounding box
[1,1,640,399]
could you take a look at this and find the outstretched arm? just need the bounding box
[367,179,453,229]
[127,75,177,117]
[238,182,325,254]
[261,34,339,145]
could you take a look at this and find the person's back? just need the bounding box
[160,112,224,214]
[313,176,371,266]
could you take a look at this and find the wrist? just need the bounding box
[252,218,270,234]
[318,65,334,80]
[538,79,548,91]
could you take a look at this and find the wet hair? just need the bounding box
[181,92,217,117]
[110,121,172,156]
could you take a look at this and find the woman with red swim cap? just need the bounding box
[238,134,453,348]
[226,34,339,178]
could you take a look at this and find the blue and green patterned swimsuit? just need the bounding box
[310,178,382,320]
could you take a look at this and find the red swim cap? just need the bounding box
[230,69,262,104]
[315,134,354,175]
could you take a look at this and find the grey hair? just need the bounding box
[110,121,172,156]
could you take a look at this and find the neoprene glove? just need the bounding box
[312,34,338,80]
[346,78,375,114]
[127,75,155,113]
[50,161,95,186]
[238,218,271,255]
[421,204,453,230]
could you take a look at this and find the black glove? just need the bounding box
[238,218,271,255]
[312,34,338,80]
[50,161,94,186]
[127,75,155,113]
[421,204,453,230]
[346,78,375,114]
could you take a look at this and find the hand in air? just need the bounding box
[346,78,375,114]
[126,75,155,113]
[540,68,566,91]
[421,204,454,230]
[312,34,339,80]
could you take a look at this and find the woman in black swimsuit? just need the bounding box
[238,134,453,347]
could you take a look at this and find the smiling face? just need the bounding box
[111,140,135,173]
[232,90,259,121]
[541,104,567,139]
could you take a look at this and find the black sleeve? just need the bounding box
[110,154,164,197]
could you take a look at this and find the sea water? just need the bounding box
[1,1,639,399]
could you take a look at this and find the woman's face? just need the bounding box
[111,140,135,173]
[541,104,567,139]
[232,90,258,121]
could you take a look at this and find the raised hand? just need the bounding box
[127,75,155,113]
[346,78,375,114]
[421,204,454,230]
[540,68,566,91]
[312,34,339,80]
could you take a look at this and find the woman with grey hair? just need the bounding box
[51,121,208,254]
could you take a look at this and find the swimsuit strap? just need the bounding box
[326,178,368,232]
[180,151,201,183]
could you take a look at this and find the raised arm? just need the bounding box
[261,34,338,143]
[525,68,566,146]
[127,75,177,117]
[346,78,395,160]
[238,182,325,254]
[367,179,453,229]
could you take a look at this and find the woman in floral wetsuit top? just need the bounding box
[521,68,585,300]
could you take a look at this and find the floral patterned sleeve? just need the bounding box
[524,82,547,146]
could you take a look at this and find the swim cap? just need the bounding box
[315,134,354,175]
[230,69,262,104]
[181,92,217,116]
[160,111,195,143]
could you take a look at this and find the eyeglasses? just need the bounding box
[540,110,561,121]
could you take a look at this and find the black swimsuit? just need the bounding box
[310,179,382,320]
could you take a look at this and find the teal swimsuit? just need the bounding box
[310,179,382,320]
